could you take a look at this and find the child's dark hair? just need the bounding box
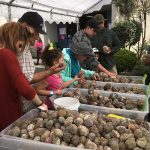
[85,19,99,30]
[42,45,62,67]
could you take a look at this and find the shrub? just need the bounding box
[132,61,150,85]
[114,49,138,72]
[132,61,150,76]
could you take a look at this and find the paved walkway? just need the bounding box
[33,59,45,72]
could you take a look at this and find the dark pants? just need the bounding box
[36,51,41,65]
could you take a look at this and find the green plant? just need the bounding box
[48,41,58,49]
[132,60,150,76]
[113,0,137,19]
[112,20,142,48]
[113,0,150,59]
[132,61,150,85]
[114,49,138,72]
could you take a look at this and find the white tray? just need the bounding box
[83,80,150,96]
[94,75,146,84]
[51,88,149,119]
[0,109,86,150]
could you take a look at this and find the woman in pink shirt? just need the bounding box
[34,37,43,65]
[35,45,83,109]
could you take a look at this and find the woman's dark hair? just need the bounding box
[42,45,62,67]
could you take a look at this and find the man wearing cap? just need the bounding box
[17,11,65,112]
[72,19,116,78]
[61,41,100,85]
[91,14,121,73]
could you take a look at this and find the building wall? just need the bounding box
[43,21,58,46]
[145,15,150,42]
[111,2,121,27]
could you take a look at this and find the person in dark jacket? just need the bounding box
[91,14,121,73]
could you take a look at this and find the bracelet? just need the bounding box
[50,90,54,96]
[36,101,43,107]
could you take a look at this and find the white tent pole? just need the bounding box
[28,0,80,14]
[9,0,15,4]
[8,5,11,21]
[4,0,15,21]
[76,16,79,32]
[0,2,77,18]
[83,0,103,14]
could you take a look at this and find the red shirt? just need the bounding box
[0,49,36,131]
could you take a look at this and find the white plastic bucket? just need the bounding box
[53,97,80,111]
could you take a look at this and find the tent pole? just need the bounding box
[8,0,15,5]
[8,5,11,21]
[83,0,103,14]
[0,2,78,18]
[8,0,15,21]
[76,16,79,32]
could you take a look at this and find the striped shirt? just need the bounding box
[17,46,35,82]
[17,46,36,113]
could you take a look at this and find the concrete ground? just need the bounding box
[33,59,45,72]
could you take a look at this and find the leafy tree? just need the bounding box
[134,0,150,58]
[112,20,142,49]
[113,0,137,19]
[113,0,150,59]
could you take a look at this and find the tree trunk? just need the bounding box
[140,12,146,59]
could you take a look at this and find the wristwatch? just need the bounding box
[50,90,54,96]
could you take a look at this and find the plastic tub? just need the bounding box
[0,136,86,150]
[51,88,149,119]
[80,80,150,96]
[53,97,80,111]
[0,109,149,150]
[0,109,86,150]
[80,104,147,119]
[88,75,146,84]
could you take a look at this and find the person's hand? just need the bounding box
[78,77,86,85]
[50,63,66,74]
[107,71,117,78]
[93,73,100,80]
[103,45,111,54]
[77,70,85,78]
[38,103,48,112]
[74,75,81,81]
[55,89,63,95]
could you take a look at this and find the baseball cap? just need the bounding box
[86,19,99,31]
[93,14,105,23]
[19,11,47,35]
[72,41,94,56]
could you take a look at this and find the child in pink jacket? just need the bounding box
[35,45,83,109]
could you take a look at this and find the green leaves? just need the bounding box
[143,74,147,84]
[114,49,138,72]
[114,0,137,18]
[112,20,142,48]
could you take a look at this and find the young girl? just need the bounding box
[93,47,99,61]
[35,45,81,109]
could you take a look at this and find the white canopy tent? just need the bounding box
[0,0,112,24]
[0,0,112,46]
